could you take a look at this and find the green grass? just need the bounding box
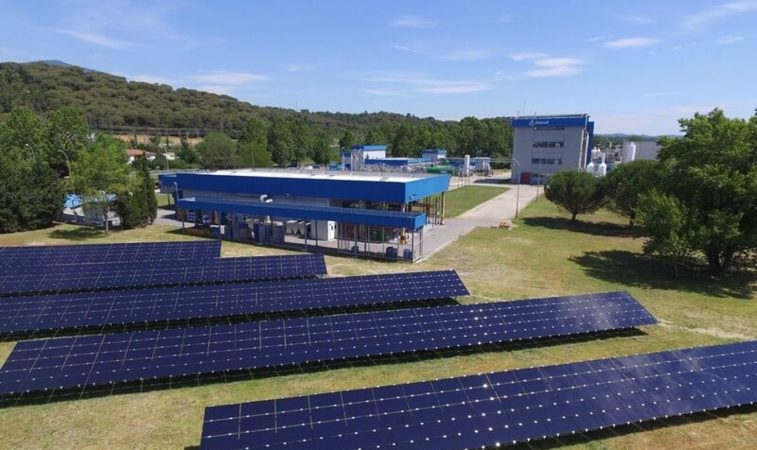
[444,185,509,217]
[0,202,754,449]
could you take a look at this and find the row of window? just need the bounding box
[531,158,563,165]
[533,126,565,131]
[533,141,564,148]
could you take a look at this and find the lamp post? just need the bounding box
[511,157,521,219]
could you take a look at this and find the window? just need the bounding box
[533,141,564,148]
[531,158,563,165]
[534,126,565,131]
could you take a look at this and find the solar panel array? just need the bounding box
[200,340,757,449]
[0,241,221,271]
[0,270,468,334]
[0,292,654,396]
[0,254,327,296]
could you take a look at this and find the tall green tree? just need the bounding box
[603,159,666,226]
[70,135,130,234]
[544,171,605,223]
[311,130,334,165]
[637,190,694,276]
[648,109,757,271]
[238,117,272,168]
[268,119,295,166]
[46,107,89,176]
[338,130,355,150]
[196,132,238,169]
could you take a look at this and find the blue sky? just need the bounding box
[1,0,755,135]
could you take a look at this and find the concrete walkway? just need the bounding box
[421,184,539,258]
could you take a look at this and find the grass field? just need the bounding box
[444,185,509,217]
[0,199,754,449]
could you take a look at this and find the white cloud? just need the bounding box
[622,14,655,24]
[508,52,548,61]
[603,37,660,48]
[281,64,315,72]
[363,88,406,97]
[192,71,270,85]
[512,55,585,78]
[391,43,489,61]
[389,15,438,29]
[586,35,613,43]
[716,34,745,44]
[417,82,492,94]
[54,29,137,50]
[683,1,757,32]
[365,73,493,95]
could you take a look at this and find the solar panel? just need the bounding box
[0,292,655,396]
[0,241,221,271]
[0,270,468,334]
[0,254,326,296]
[199,340,757,449]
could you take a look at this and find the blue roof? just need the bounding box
[512,114,590,128]
[421,148,448,153]
[176,171,449,203]
[363,157,422,166]
[351,144,387,151]
[178,198,427,229]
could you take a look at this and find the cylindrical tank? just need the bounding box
[586,160,596,175]
[591,147,602,160]
[622,141,637,163]
[463,155,471,176]
[598,153,607,177]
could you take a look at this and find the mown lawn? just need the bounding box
[444,185,509,217]
[0,200,754,449]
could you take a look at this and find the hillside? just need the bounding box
[0,61,452,137]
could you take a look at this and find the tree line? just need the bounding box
[544,109,756,274]
[0,107,157,234]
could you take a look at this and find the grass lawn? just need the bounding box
[444,185,509,217]
[0,201,755,449]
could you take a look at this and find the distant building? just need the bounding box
[340,144,387,170]
[632,141,661,160]
[511,114,594,185]
[126,148,156,163]
[421,149,448,162]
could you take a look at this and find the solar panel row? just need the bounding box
[0,292,655,396]
[0,254,327,296]
[200,340,757,449]
[0,271,467,334]
[0,241,221,270]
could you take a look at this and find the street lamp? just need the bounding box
[511,157,521,219]
[57,149,71,179]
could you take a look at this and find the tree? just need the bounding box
[652,109,756,271]
[365,127,387,145]
[544,171,605,222]
[70,135,130,234]
[602,159,665,226]
[636,190,694,276]
[311,130,334,165]
[46,107,89,176]
[338,130,355,150]
[196,132,238,169]
[238,117,272,168]
[137,158,158,223]
[268,119,295,166]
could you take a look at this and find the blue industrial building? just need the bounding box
[511,114,595,184]
[160,169,450,261]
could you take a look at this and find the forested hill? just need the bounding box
[0,61,462,136]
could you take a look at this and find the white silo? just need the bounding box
[622,141,637,163]
[586,160,596,175]
[463,154,471,176]
[598,152,607,177]
[591,147,602,160]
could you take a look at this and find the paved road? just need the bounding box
[421,184,539,258]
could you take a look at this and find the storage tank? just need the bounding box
[591,147,602,160]
[463,155,471,176]
[622,141,637,163]
[586,160,595,175]
[598,153,607,177]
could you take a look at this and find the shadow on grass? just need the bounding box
[474,177,510,185]
[0,329,645,408]
[571,250,755,299]
[47,227,104,241]
[508,403,757,449]
[522,216,641,238]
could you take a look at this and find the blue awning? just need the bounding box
[177,198,427,230]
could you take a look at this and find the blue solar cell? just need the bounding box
[0,292,656,397]
[199,341,757,449]
[0,254,326,296]
[0,241,221,273]
[0,270,465,334]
